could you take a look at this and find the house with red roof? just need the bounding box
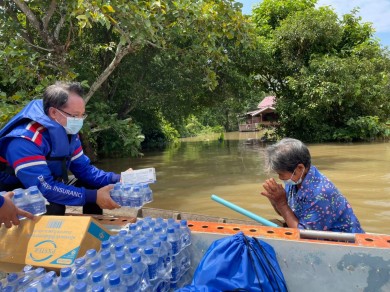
[238,96,278,132]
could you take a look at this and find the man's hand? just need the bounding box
[96,185,121,210]
[261,178,288,208]
[0,192,34,228]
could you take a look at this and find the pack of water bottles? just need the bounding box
[0,217,192,292]
[110,182,153,209]
[3,186,47,218]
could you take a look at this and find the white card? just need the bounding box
[121,168,156,184]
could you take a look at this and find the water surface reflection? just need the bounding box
[97,132,390,234]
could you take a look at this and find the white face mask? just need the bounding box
[64,117,83,135]
[282,168,304,186]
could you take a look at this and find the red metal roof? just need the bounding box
[257,96,275,109]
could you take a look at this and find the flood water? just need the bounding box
[97,132,390,234]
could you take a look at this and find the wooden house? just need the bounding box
[238,96,278,132]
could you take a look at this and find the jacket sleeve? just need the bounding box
[68,137,120,188]
[0,195,4,208]
[4,138,97,206]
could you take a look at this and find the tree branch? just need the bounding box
[12,0,55,47]
[84,43,135,104]
[42,0,57,30]
[54,13,66,40]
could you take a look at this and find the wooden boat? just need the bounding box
[83,208,390,292]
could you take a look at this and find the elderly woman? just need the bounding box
[261,138,364,233]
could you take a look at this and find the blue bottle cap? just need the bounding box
[86,249,97,258]
[115,250,125,261]
[100,249,111,260]
[121,263,133,274]
[108,273,121,286]
[74,281,87,292]
[90,258,101,269]
[92,270,103,283]
[101,240,110,250]
[131,253,141,263]
[115,242,124,251]
[76,267,88,280]
[91,284,105,292]
[74,257,86,267]
[152,240,161,248]
[41,276,53,288]
[57,278,71,290]
[60,267,72,278]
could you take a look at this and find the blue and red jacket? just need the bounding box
[0,99,120,206]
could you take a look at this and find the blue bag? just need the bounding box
[177,232,287,292]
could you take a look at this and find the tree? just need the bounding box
[0,0,254,154]
[251,0,390,142]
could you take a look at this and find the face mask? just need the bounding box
[282,168,304,186]
[64,117,83,135]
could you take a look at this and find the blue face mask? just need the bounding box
[282,168,304,186]
[64,117,83,135]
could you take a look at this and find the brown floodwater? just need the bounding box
[96,132,390,234]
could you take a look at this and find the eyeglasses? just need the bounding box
[57,108,88,120]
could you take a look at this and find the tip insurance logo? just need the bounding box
[29,240,57,262]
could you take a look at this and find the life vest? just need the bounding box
[0,99,76,187]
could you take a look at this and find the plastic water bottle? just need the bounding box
[180,220,192,249]
[59,267,73,282]
[74,281,88,292]
[25,267,47,290]
[12,189,28,219]
[90,270,104,286]
[129,185,143,209]
[131,253,150,292]
[74,267,89,284]
[100,239,111,252]
[159,234,172,275]
[118,229,128,237]
[170,255,181,284]
[57,278,71,291]
[73,257,86,270]
[114,251,127,268]
[27,186,46,215]
[90,284,105,292]
[152,240,164,274]
[142,183,153,203]
[123,234,134,250]
[110,182,123,205]
[114,242,125,253]
[143,247,158,281]
[100,249,112,262]
[121,184,132,207]
[88,258,103,277]
[121,263,141,291]
[129,223,137,233]
[85,249,98,264]
[167,227,180,256]
[103,261,119,286]
[137,237,148,255]
[106,272,125,292]
[40,275,55,291]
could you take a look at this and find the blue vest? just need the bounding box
[0,99,76,184]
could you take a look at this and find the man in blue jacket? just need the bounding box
[0,81,122,215]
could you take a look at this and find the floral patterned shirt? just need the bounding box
[285,165,364,233]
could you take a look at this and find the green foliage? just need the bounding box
[1,0,255,155]
[83,102,144,158]
[251,0,390,142]
[178,115,225,137]
[333,116,390,141]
